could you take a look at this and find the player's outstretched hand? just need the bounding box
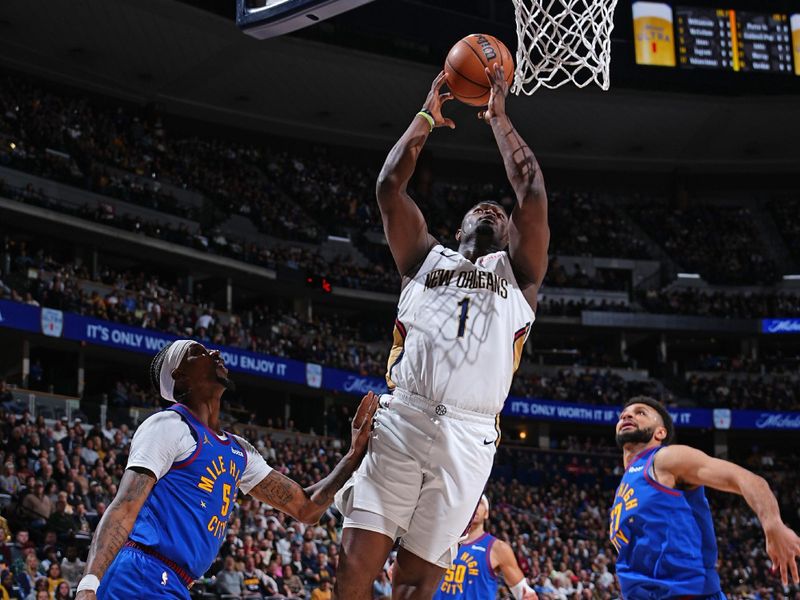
[423,71,456,130]
[75,591,96,600]
[349,391,380,460]
[765,521,800,586]
[479,63,510,124]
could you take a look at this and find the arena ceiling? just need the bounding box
[1,0,799,172]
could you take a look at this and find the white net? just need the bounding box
[511,0,620,94]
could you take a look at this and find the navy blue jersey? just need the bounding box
[127,404,248,578]
[433,533,498,599]
[610,446,721,599]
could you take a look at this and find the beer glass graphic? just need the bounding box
[633,2,676,67]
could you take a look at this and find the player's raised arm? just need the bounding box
[249,391,378,524]
[75,468,155,600]
[481,64,550,301]
[376,71,454,276]
[655,445,800,586]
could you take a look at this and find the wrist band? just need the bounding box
[77,574,100,593]
[417,109,435,132]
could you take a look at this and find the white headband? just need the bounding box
[159,339,194,402]
[480,494,490,512]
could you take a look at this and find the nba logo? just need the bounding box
[306,363,322,388]
[713,409,731,430]
[41,308,64,338]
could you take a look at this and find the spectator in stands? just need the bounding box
[53,580,73,600]
[310,576,332,600]
[216,555,244,598]
[61,545,85,588]
[0,464,20,496]
[242,554,278,598]
[46,562,67,596]
[281,564,305,598]
[21,481,51,529]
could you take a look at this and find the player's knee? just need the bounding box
[392,560,445,595]
[336,547,382,587]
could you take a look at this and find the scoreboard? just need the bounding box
[633,2,799,75]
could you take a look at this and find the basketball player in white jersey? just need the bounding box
[334,64,549,600]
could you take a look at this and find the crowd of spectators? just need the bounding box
[0,239,387,379]
[687,352,800,376]
[6,233,800,411]
[638,288,800,319]
[628,201,778,285]
[767,195,800,265]
[683,372,800,412]
[0,76,321,243]
[511,370,665,407]
[8,71,798,294]
[1,402,797,600]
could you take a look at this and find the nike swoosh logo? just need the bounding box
[482,438,496,445]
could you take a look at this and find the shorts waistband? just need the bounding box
[125,540,195,588]
[389,388,497,425]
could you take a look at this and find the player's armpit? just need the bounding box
[82,468,155,580]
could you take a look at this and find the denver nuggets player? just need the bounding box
[612,396,800,599]
[74,340,378,600]
[335,63,549,600]
[433,495,537,600]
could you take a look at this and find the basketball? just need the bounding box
[444,34,515,106]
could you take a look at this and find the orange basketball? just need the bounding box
[444,34,515,107]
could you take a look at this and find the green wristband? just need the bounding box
[417,110,435,132]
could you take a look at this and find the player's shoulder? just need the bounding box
[652,444,708,468]
[490,537,515,562]
[136,408,182,431]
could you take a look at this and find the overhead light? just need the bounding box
[677,273,701,279]
[783,275,800,281]
[519,431,527,440]
[9,142,15,150]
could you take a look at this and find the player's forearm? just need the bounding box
[82,469,154,580]
[300,450,360,523]
[376,117,430,200]
[489,114,544,203]
[740,472,783,531]
[83,504,136,578]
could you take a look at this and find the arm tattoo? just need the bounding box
[83,470,154,579]
[254,471,297,507]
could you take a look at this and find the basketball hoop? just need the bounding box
[511,0,620,94]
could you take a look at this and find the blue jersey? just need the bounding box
[610,446,721,599]
[434,533,498,600]
[128,404,248,578]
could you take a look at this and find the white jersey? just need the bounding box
[386,244,535,414]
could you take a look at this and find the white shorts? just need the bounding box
[335,389,498,568]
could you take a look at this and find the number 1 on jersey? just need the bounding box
[457,298,470,337]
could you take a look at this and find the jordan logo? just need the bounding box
[203,434,211,445]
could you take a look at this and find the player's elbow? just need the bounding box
[376,171,402,201]
[296,503,324,525]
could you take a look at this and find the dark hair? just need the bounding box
[149,343,172,397]
[623,396,675,445]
